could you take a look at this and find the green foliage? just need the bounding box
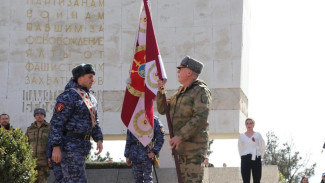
[87,141,111,162]
[0,128,37,183]
[89,151,111,162]
[264,131,316,183]
[279,171,287,183]
[207,139,214,157]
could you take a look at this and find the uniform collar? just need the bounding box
[65,79,90,93]
[179,79,202,93]
[32,120,48,128]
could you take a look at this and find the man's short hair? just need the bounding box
[0,113,10,119]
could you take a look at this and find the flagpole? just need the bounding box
[161,87,183,183]
[141,0,183,181]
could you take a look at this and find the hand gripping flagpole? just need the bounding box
[160,87,183,183]
[142,0,183,182]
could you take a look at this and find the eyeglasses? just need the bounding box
[245,122,254,125]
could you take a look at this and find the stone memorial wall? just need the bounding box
[0,0,249,143]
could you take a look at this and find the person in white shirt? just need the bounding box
[238,118,265,183]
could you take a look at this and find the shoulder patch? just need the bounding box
[200,87,211,104]
[56,103,65,112]
[201,93,208,104]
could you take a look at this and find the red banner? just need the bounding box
[121,0,167,146]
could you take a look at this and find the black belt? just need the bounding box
[63,132,90,140]
[242,154,261,158]
[130,141,143,146]
[130,141,153,146]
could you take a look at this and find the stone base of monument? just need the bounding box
[47,165,279,183]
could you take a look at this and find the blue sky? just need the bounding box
[248,0,325,182]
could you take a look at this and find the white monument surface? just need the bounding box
[0,0,249,168]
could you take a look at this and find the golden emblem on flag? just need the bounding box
[133,109,153,138]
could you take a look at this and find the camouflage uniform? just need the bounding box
[124,116,165,183]
[157,79,211,183]
[26,121,50,183]
[47,79,103,183]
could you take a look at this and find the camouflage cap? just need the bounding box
[34,108,46,117]
[72,63,96,81]
[177,56,204,74]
